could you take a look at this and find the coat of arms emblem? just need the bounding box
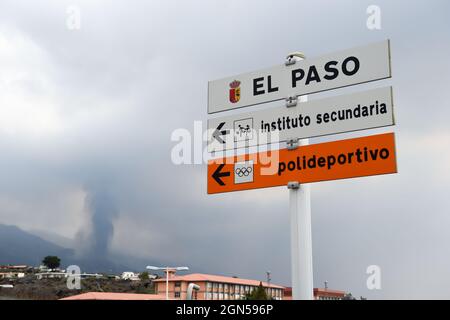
[229,80,241,103]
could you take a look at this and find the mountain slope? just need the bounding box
[0,224,166,273]
[0,224,74,266]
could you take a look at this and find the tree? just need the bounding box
[342,292,356,300]
[139,271,150,281]
[245,282,269,300]
[42,256,61,270]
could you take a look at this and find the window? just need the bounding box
[224,283,229,291]
[174,292,181,298]
[219,293,224,300]
[219,283,223,291]
[213,283,218,290]
[174,281,181,288]
[206,293,212,300]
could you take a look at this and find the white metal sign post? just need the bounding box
[285,52,313,300]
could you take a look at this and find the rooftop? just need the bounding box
[60,292,167,300]
[283,287,346,297]
[314,288,346,296]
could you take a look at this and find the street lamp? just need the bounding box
[146,265,189,300]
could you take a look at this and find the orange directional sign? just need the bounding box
[207,132,397,194]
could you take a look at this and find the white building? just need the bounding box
[0,272,25,279]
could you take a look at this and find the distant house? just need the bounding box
[38,265,53,273]
[0,265,29,279]
[0,272,25,279]
[0,265,29,270]
[36,272,103,280]
[0,265,30,273]
[106,274,121,280]
[36,272,66,280]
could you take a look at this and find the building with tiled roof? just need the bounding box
[153,273,285,300]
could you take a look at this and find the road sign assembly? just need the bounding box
[205,40,397,300]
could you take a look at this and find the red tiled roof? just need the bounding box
[314,288,346,296]
[153,273,285,289]
[283,287,346,299]
[60,292,167,300]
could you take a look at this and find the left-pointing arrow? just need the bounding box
[212,122,229,144]
[212,163,230,186]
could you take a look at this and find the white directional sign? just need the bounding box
[208,86,394,152]
[208,40,391,114]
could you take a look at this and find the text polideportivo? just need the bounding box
[277,147,390,176]
[261,100,387,133]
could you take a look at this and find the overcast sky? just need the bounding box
[0,0,449,299]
